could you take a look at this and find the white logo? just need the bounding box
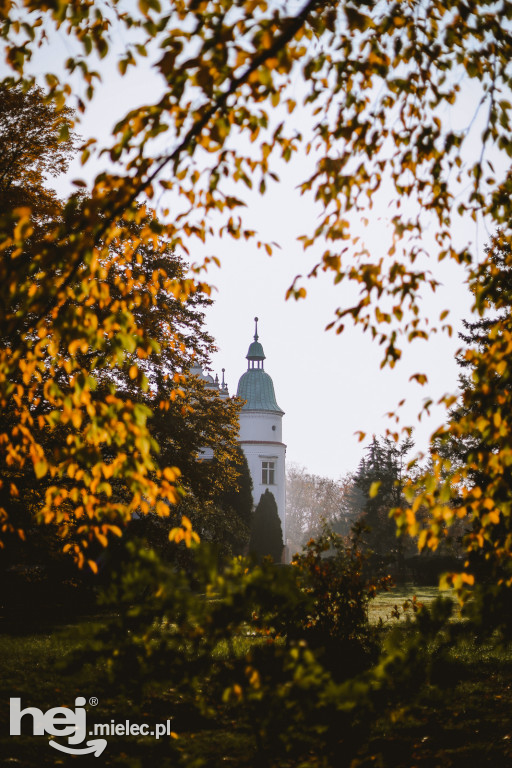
[10,696,106,756]
[10,696,174,755]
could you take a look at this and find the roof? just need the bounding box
[246,339,265,360]
[236,368,284,414]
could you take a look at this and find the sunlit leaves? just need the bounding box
[3,0,512,597]
[0,86,226,562]
[169,514,200,547]
[396,239,512,601]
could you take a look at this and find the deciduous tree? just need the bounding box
[286,464,355,555]
[400,236,512,624]
[0,83,77,223]
[0,85,240,569]
[3,1,512,602]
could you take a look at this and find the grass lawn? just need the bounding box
[1,588,511,767]
[369,585,459,624]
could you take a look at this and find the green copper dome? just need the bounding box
[237,317,283,413]
[237,368,283,413]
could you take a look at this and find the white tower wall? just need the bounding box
[239,431,286,539]
[236,318,286,556]
[238,411,282,443]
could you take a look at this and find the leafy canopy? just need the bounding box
[0,84,240,568]
[4,1,512,592]
[4,1,511,353]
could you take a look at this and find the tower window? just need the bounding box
[262,461,275,485]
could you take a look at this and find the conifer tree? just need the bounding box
[349,436,413,578]
[217,447,253,526]
[249,489,283,563]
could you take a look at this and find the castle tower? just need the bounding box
[236,318,286,540]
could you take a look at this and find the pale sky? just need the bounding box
[14,18,488,481]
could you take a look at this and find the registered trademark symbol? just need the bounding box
[89,697,98,706]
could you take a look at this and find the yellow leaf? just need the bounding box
[369,481,381,498]
[34,459,48,479]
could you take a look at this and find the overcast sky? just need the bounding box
[17,20,489,481]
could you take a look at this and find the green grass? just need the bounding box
[369,584,459,624]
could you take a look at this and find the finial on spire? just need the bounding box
[221,368,226,389]
[254,316,259,341]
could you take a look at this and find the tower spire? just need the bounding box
[246,317,265,369]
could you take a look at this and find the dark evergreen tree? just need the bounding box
[249,489,283,563]
[349,436,414,579]
[215,446,254,549]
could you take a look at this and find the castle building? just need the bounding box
[236,318,286,540]
[188,363,230,460]
[189,363,230,398]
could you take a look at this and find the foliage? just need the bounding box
[6,5,512,761]
[59,535,463,767]
[126,449,252,563]
[434,239,512,479]
[0,84,241,568]
[289,525,392,678]
[212,444,253,555]
[3,0,512,616]
[0,83,77,223]
[249,489,283,562]
[136,447,254,561]
[4,593,512,767]
[5,1,512,358]
[132,497,249,567]
[0,82,74,362]
[399,236,512,630]
[93,219,242,507]
[286,463,355,554]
